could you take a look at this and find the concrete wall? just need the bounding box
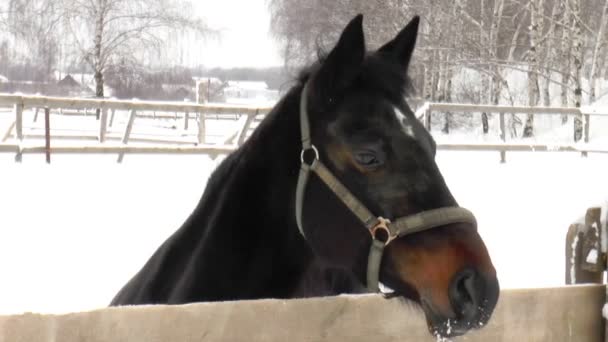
[0,285,604,342]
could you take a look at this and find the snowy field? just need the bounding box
[1,150,606,315]
[0,108,607,315]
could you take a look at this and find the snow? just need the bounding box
[0,109,607,316]
[570,235,579,285]
[586,249,598,264]
[603,303,608,319]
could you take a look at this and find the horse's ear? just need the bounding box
[313,14,365,102]
[378,16,419,71]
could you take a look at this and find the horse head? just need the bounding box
[297,14,499,338]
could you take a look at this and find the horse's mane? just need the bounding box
[206,47,418,230]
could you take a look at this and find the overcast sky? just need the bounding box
[191,0,282,68]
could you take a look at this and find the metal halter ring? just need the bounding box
[300,145,319,165]
[370,217,396,246]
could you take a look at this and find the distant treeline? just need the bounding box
[101,65,292,100]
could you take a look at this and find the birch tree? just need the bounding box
[59,0,214,104]
[268,0,604,139]
[557,0,573,122]
[541,0,562,107]
[489,0,505,106]
[571,0,584,141]
[523,0,543,138]
[480,0,490,134]
[589,0,608,104]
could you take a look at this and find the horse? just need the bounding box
[110,14,499,338]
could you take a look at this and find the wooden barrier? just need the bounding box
[0,94,271,114]
[420,102,608,162]
[0,286,604,342]
[0,94,270,162]
[566,206,607,285]
[1,94,608,163]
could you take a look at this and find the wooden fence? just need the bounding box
[0,94,272,162]
[1,93,607,163]
[566,206,607,285]
[417,102,608,162]
[0,285,605,342]
[565,204,607,341]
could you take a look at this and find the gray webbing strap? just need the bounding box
[295,163,311,237]
[300,83,312,149]
[294,80,478,293]
[295,82,314,238]
[367,239,386,293]
[391,207,477,236]
[310,160,379,229]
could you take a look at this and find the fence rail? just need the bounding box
[1,93,607,163]
[0,285,605,342]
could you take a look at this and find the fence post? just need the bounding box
[565,207,605,285]
[14,103,23,162]
[237,111,257,146]
[184,111,189,130]
[117,109,137,163]
[198,112,206,144]
[99,108,108,142]
[1,121,15,143]
[582,111,590,157]
[109,109,116,127]
[14,103,23,141]
[424,106,431,131]
[196,82,208,145]
[499,112,506,163]
[44,107,51,164]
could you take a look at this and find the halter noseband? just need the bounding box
[294,82,478,293]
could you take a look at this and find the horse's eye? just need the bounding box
[354,151,382,168]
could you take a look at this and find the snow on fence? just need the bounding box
[0,93,607,163]
[566,205,607,286]
[0,93,272,162]
[0,285,605,342]
[417,102,608,162]
[564,205,607,341]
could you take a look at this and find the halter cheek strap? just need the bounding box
[295,81,477,293]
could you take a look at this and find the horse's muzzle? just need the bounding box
[425,268,499,338]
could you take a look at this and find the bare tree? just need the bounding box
[0,0,63,81]
[269,0,605,139]
[589,0,608,104]
[541,0,562,107]
[523,0,543,138]
[557,0,573,123]
[58,0,215,105]
[571,0,584,141]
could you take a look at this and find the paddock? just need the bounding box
[1,94,607,341]
[1,94,608,164]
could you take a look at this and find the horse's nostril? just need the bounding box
[449,269,479,320]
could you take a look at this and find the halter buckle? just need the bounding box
[370,217,396,246]
[300,145,319,165]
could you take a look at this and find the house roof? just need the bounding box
[57,75,82,88]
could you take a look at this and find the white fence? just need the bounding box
[1,93,607,163]
[416,102,608,162]
[0,94,271,162]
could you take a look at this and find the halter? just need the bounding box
[295,82,478,293]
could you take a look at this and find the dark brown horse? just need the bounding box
[111,15,499,338]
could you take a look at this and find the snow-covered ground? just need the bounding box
[0,108,607,315]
